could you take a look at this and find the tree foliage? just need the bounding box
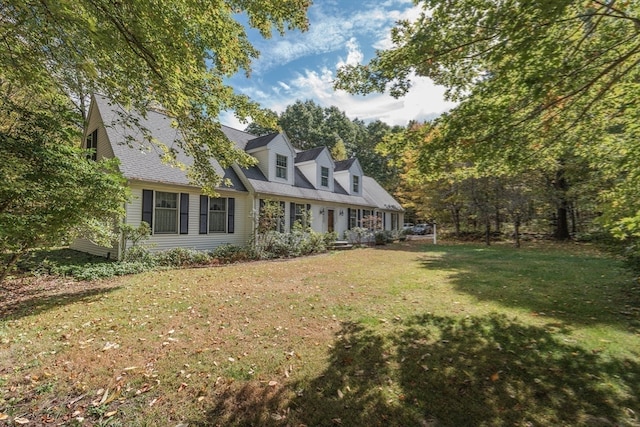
[1,0,310,190]
[336,0,640,240]
[248,99,403,189]
[0,85,128,282]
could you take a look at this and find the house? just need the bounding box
[71,94,404,258]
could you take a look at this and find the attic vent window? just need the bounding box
[321,166,329,187]
[276,154,288,179]
[86,129,98,161]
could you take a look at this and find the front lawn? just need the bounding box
[1,241,639,426]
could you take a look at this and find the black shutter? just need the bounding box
[199,195,208,234]
[227,197,235,234]
[357,209,361,226]
[179,193,189,234]
[383,212,387,230]
[290,202,296,231]
[347,208,352,230]
[142,189,153,231]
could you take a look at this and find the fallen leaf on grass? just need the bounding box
[105,411,117,418]
[490,372,500,382]
[14,417,29,424]
[0,413,8,421]
[268,381,278,387]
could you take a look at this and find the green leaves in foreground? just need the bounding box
[0,88,128,283]
[1,0,311,190]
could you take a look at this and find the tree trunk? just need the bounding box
[451,206,461,236]
[0,252,22,286]
[485,218,491,246]
[553,167,571,240]
[514,217,521,248]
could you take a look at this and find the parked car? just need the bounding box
[412,223,432,235]
[403,223,415,234]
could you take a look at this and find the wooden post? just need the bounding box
[433,223,437,245]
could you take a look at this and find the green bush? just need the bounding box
[122,245,156,265]
[155,247,212,267]
[375,230,394,245]
[71,261,152,281]
[211,244,251,264]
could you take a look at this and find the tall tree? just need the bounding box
[0,84,128,283]
[336,0,640,241]
[1,0,310,191]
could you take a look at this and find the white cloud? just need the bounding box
[220,1,452,129]
[336,38,364,69]
[251,2,419,73]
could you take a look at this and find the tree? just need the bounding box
[1,0,310,192]
[0,86,128,283]
[336,0,640,241]
[331,138,348,161]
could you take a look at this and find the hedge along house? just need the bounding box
[71,94,404,259]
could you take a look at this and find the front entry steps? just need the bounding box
[328,240,353,250]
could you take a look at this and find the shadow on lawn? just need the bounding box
[413,244,640,330]
[0,284,120,320]
[193,314,640,427]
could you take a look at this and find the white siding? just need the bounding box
[297,162,317,187]
[126,182,252,253]
[253,148,270,179]
[84,102,115,160]
[70,238,118,259]
[269,136,295,185]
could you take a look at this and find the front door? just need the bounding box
[328,209,335,233]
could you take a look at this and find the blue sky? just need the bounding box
[221,0,456,130]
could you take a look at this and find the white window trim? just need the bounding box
[154,191,179,234]
[276,154,288,180]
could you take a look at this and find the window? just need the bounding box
[348,208,357,229]
[86,129,98,161]
[209,197,227,233]
[259,199,285,232]
[276,154,288,179]
[320,166,329,187]
[391,213,399,231]
[154,192,178,234]
[199,196,234,234]
[295,203,308,227]
[352,175,360,193]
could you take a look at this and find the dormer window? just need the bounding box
[352,175,360,193]
[276,154,288,179]
[321,166,329,187]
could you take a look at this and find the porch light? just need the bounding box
[319,208,325,215]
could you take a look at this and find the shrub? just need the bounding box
[374,230,394,245]
[211,244,251,264]
[122,245,156,265]
[345,227,373,246]
[155,247,212,267]
[71,261,152,281]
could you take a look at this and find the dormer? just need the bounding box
[334,158,364,196]
[245,132,296,185]
[294,147,335,192]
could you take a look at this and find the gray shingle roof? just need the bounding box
[295,147,325,163]
[334,158,357,171]
[93,95,402,211]
[245,133,279,151]
[94,94,246,191]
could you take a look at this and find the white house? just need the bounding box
[71,94,404,258]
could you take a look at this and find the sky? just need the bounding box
[220,0,456,130]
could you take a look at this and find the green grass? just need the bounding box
[1,241,639,426]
